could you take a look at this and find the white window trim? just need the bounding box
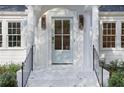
[100,17,124,51]
[0,19,25,50]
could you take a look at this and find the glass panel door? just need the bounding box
[52,18,73,64]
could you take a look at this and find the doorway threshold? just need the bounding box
[52,63,73,65]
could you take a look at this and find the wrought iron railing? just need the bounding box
[93,45,103,87]
[21,46,33,87]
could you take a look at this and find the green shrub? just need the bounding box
[0,64,21,87]
[0,65,7,74]
[0,72,17,87]
[0,64,21,74]
[7,64,21,73]
[108,71,124,87]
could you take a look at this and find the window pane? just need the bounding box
[13,42,16,47]
[108,29,111,34]
[17,42,21,47]
[108,23,111,28]
[0,42,2,47]
[8,23,12,28]
[103,29,107,35]
[0,23,1,34]
[103,42,106,48]
[55,36,62,50]
[112,29,115,35]
[112,23,115,28]
[13,23,16,28]
[0,29,1,35]
[112,42,115,47]
[63,20,70,34]
[17,36,21,41]
[8,36,12,41]
[8,42,12,47]
[107,37,110,41]
[63,36,70,50]
[55,20,62,34]
[112,36,115,41]
[17,23,20,28]
[103,36,106,41]
[13,36,16,41]
[17,29,20,34]
[13,29,16,34]
[0,35,2,41]
[122,36,124,41]
[8,29,12,34]
[122,42,124,48]
[103,23,107,28]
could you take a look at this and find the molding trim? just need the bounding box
[100,12,124,16]
[0,11,27,16]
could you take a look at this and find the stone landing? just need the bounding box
[27,65,100,87]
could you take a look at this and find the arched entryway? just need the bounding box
[25,5,100,87]
[33,7,85,68]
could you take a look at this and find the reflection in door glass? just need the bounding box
[63,20,70,34]
[55,20,62,34]
[55,36,62,50]
[63,36,70,50]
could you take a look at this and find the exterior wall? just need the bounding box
[100,13,124,64]
[0,12,27,64]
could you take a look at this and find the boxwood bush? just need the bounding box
[0,64,21,87]
[108,71,124,87]
[108,60,124,87]
[0,72,17,87]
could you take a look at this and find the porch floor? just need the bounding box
[27,65,100,87]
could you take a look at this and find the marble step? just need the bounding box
[27,70,100,87]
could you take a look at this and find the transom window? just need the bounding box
[121,23,124,48]
[102,23,116,48]
[8,22,21,47]
[0,22,2,47]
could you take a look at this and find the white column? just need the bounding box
[26,6,36,53]
[116,21,121,49]
[92,6,99,54]
[83,12,93,72]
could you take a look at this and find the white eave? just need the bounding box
[99,12,124,16]
[0,11,27,16]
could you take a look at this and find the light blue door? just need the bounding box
[52,18,73,64]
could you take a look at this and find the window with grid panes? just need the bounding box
[102,23,116,48]
[121,23,124,47]
[8,22,21,47]
[0,22,2,47]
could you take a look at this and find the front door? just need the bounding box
[52,18,73,64]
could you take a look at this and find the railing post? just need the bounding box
[93,45,95,70]
[22,62,24,87]
[101,67,103,87]
[31,45,33,71]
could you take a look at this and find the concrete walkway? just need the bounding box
[27,65,100,87]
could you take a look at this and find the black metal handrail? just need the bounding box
[21,46,33,87]
[93,45,103,87]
